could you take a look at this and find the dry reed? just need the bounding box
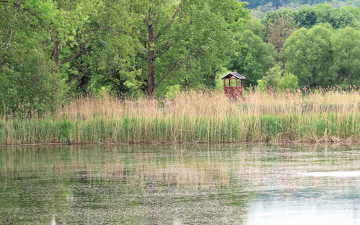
[1,90,360,145]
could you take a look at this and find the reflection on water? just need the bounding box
[0,144,360,224]
[50,215,56,225]
[248,198,360,225]
[303,171,360,177]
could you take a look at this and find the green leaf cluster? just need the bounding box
[283,25,360,87]
[257,64,298,92]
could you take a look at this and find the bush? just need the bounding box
[256,65,298,92]
[164,85,182,99]
[276,72,299,91]
[0,49,65,117]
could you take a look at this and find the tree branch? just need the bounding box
[60,43,86,64]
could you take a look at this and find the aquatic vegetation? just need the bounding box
[1,90,360,144]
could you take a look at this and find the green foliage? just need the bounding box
[0,0,99,115]
[263,9,297,29]
[4,0,360,119]
[243,17,267,38]
[0,0,250,114]
[63,0,249,96]
[64,0,142,97]
[331,27,360,85]
[256,79,268,92]
[276,72,299,91]
[262,4,360,30]
[256,65,298,91]
[283,25,334,87]
[311,4,357,29]
[294,8,318,28]
[164,85,182,99]
[262,9,297,52]
[283,24,360,87]
[0,49,65,116]
[149,0,249,93]
[228,30,275,85]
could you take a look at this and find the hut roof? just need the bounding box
[221,72,246,80]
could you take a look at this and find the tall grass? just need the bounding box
[1,90,360,145]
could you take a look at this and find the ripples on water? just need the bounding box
[1,144,360,225]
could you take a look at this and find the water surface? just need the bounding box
[1,144,360,225]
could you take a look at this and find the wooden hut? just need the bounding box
[222,72,246,99]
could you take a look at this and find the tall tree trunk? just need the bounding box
[51,37,61,65]
[146,22,156,96]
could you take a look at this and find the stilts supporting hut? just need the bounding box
[222,72,246,99]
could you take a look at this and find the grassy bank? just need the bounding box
[1,91,360,145]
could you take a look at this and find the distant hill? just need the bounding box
[243,0,348,8]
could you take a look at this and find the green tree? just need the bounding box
[0,0,68,115]
[331,27,360,85]
[263,5,360,34]
[283,25,335,87]
[96,0,248,96]
[228,30,275,86]
[313,4,356,29]
[263,9,297,52]
[256,64,298,92]
[294,8,318,28]
[64,0,249,97]
[63,0,142,97]
[141,0,248,96]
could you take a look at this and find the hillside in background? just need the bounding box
[244,0,333,8]
[245,0,360,15]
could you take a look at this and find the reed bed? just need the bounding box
[1,90,360,145]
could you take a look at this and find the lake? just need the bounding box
[1,144,360,225]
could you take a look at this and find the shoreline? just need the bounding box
[0,138,358,148]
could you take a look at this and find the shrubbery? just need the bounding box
[0,50,65,117]
[257,65,299,92]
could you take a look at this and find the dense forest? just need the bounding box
[1,0,360,115]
